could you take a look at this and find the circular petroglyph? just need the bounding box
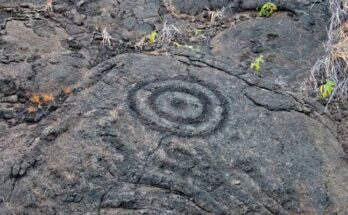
[128,78,228,136]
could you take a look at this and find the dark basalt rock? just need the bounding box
[211,13,328,89]
[0,77,16,97]
[128,78,228,136]
[0,0,347,214]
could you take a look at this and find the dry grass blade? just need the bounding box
[45,0,53,12]
[135,20,181,50]
[157,20,181,46]
[101,27,112,47]
[135,36,147,50]
[207,7,225,23]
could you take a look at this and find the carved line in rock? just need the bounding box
[128,78,228,137]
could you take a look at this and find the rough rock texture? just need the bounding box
[210,0,329,89]
[0,0,348,214]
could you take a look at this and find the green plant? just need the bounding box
[320,79,336,99]
[148,31,158,45]
[250,55,265,72]
[259,2,277,17]
[310,4,348,103]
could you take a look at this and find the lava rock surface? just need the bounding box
[0,0,348,214]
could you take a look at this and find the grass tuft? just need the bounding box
[44,0,53,12]
[207,7,225,23]
[101,27,112,47]
[135,20,181,50]
[310,0,348,107]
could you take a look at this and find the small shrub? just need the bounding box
[320,79,336,99]
[148,32,159,45]
[259,2,277,17]
[41,93,54,105]
[250,55,265,72]
[30,95,41,105]
[135,21,180,50]
[30,93,54,105]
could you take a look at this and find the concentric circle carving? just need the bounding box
[128,78,228,136]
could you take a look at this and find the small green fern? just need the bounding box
[250,55,265,72]
[259,2,277,17]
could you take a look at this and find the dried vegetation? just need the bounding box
[310,0,348,105]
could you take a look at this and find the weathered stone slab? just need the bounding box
[0,54,347,214]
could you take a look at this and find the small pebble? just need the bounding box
[232,180,241,185]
